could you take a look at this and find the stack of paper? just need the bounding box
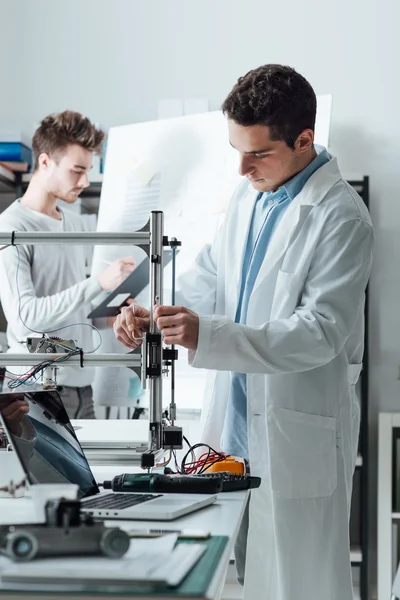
[0,534,206,589]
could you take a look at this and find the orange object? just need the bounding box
[203,455,245,475]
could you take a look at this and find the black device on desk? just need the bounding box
[102,472,261,494]
[194,472,261,492]
[102,473,223,495]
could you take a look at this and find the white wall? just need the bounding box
[1,0,399,593]
[0,2,24,127]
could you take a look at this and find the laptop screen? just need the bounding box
[0,391,99,499]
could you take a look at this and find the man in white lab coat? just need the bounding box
[113,65,374,600]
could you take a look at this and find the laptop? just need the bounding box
[0,390,217,520]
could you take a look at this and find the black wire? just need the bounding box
[181,443,201,474]
[197,447,211,475]
[183,435,196,470]
[198,455,226,474]
[172,450,180,473]
[180,442,225,475]
[7,348,81,388]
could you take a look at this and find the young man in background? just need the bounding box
[0,110,135,418]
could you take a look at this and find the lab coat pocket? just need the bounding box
[267,406,337,499]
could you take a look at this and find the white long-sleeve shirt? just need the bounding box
[0,200,102,386]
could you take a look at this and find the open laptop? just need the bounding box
[0,390,216,520]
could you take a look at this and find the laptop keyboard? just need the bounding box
[83,493,161,510]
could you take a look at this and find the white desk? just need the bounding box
[0,463,248,600]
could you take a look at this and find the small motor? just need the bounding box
[25,335,78,389]
[0,498,130,561]
[26,336,77,355]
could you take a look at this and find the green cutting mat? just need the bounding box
[160,536,228,596]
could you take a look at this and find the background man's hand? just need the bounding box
[113,304,150,348]
[0,395,30,437]
[97,257,136,292]
[106,316,117,328]
[154,305,199,351]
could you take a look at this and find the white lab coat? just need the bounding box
[176,155,374,600]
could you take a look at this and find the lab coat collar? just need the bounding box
[231,155,342,306]
[282,145,331,201]
[293,155,342,207]
[250,155,343,295]
[241,154,342,211]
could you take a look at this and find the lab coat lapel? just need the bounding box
[251,202,312,295]
[227,185,258,313]
[251,157,342,295]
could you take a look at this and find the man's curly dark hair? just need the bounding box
[222,65,317,149]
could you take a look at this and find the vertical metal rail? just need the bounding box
[359,176,370,600]
[168,239,178,424]
[148,211,164,451]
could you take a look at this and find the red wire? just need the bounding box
[183,451,227,475]
[0,372,25,382]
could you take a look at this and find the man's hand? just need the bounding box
[97,257,136,292]
[155,306,199,351]
[0,395,29,437]
[113,304,150,348]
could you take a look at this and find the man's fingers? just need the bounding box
[3,400,29,418]
[134,317,149,330]
[123,306,149,333]
[0,394,24,405]
[121,257,136,265]
[163,333,183,346]
[12,399,29,409]
[156,314,185,330]
[122,306,136,332]
[154,305,185,319]
[11,405,30,419]
[121,265,135,278]
[114,313,141,348]
[114,324,137,348]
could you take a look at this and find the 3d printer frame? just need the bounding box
[0,211,183,468]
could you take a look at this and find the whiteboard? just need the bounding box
[91,97,332,411]
[91,111,241,409]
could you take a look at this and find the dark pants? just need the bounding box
[57,385,95,419]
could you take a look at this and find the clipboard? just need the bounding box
[88,251,176,319]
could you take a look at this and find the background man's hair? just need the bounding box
[32,110,105,170]
[222,64,317,149]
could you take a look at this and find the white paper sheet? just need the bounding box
[0,534,179,583]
